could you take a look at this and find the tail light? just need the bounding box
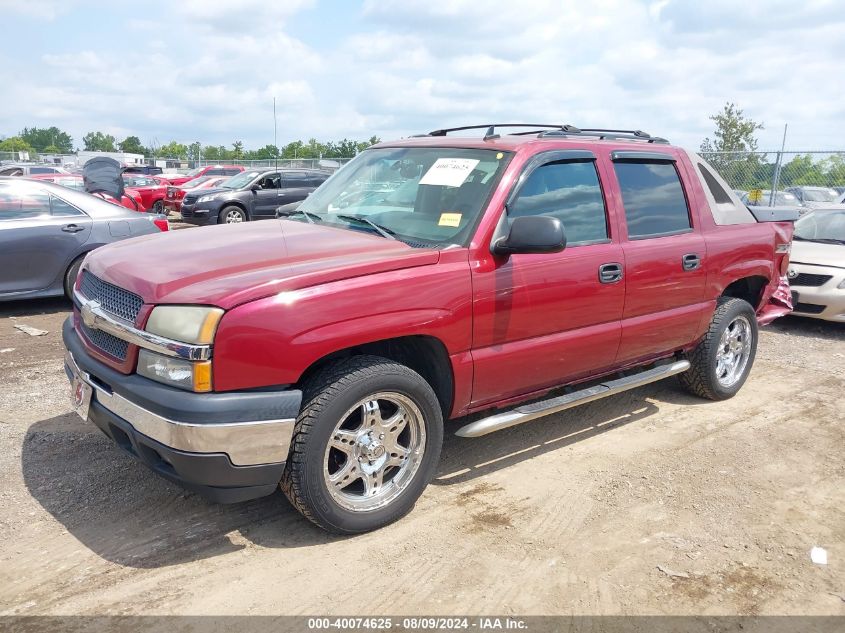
[166,186,175,199]
[152,216,169,232]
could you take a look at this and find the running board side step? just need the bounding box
[455,360,690,438]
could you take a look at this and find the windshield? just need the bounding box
[802,188,838,202]
[794,210,845,243]
[181,176,213,189]
[296,147,511,246]
[184,167,205,177]
[223,170,262,189]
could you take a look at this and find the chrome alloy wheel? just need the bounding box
[224,209,244,223]
[323,392,426,512]
[715,315,753,388]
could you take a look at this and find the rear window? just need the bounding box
[30,166,58,174]
[697,164,732,204]
[614,161,691,239]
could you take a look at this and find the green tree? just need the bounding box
[82,131,117,152]
[43,144,62,154]
[188,142,203,161]
[118,135,145,154]
[20,126,73,153]
[159,141,189,159]
[700,103,765,189]
[0,136,35,154]
[231,141,244,159]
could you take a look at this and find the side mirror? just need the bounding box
[491,215,566,256]
[250,183,260,191]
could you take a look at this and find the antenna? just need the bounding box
[273,97,278,170]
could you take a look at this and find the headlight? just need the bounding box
[145,306,223,344]
[137,349,212,392]
[198,194,218,203]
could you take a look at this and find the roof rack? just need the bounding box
[539,128,669,144]
[413,124,669,144]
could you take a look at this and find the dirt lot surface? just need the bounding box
[0,299,843,616]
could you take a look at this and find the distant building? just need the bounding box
[75,151,145,167]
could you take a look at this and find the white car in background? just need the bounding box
[788,208,845,322]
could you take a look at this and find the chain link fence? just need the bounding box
[0,152,355,172]
[700,150,845,205]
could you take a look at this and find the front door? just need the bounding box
[252,172,283,217]
[470,152,625,407]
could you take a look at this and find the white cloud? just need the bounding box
[1,0,843,151]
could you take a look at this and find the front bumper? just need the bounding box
[179,203,218,225]
[789,262,845,322]
[63,318,301,502]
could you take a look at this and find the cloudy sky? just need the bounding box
[1,0,843,152]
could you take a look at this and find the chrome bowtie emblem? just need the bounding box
[80,301,101,329]
[787,268,798,279]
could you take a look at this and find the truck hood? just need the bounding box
[791,240,845,269]
[84,220,440,309]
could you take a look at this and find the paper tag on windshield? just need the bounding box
[420,158,479,187]
[438,212,462,227]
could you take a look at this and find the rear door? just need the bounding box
[277,171,311,209]
[470,151,625,406]
[604,151,707,364]
[0,183,91,295]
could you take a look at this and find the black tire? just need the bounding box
[219,206,247,224]
[151,200,164,214]
[63,256,84,299]
[281,355,444,534]
[679,297,758,401]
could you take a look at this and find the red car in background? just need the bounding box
[165,164,244,186]
[122,175,170,214]
[27,173,146,212]
[164,175,231,214]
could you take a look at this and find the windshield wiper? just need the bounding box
[336,214,396,240]
[278,208,321,224]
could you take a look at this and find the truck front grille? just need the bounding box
[79,320,129,360]
[79,271,144,323]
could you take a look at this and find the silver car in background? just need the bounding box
[788,208,845,322]
[0,177,166,301]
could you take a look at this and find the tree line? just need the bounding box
[699,102,845,190]
[0,126,380,160]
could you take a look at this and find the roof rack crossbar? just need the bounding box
[538,128,669,144]
[427,124,579,137]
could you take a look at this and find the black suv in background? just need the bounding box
[179,168,330,225]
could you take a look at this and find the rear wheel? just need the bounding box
[679,297,758,400]
[220,206,246,224]
[281,356,443,533]
[151,200,164,214]
[63,255,84,299]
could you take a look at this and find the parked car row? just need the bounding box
[179,167,330,225]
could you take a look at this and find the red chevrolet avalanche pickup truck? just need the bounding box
[63,124,794,533]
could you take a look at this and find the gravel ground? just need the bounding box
[0,299,843,616]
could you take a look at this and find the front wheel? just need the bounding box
[281,356,443,533]
[219,206,247,224]
[679,297,758,400]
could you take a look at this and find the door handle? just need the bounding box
[598,262,624,284]
[61,224,85,233]
[682,253,701,271]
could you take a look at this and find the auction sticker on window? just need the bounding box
[420,158,479,187]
